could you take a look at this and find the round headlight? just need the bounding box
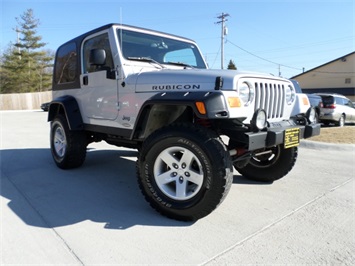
[239,82,254,106]
[285,85,296,105]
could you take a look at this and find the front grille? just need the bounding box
[254,82,286,119]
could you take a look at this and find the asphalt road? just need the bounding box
[1,111,354,265]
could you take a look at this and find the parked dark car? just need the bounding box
[317,94,355,127]
[41,102,50,111]
[306,94,323,123]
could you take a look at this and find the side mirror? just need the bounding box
[89,49,106,66]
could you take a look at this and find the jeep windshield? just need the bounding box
[117,29,207,69]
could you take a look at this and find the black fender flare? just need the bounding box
[132,91,229,139]
[138,91,229,119]
[48,95,84,130]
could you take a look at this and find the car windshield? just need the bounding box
[117,29,207,69]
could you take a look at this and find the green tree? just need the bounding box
[227,59,237,70]
[0,45,26,93]
[0,9,53,93]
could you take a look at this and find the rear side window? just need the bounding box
[54,42,77,84]
[335,97,346,105]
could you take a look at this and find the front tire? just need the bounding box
[50,114,87,169]
[137,124,233,221]
[235,145,298,183]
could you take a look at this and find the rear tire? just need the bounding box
[137,123,233,221]
[50,114,87,169]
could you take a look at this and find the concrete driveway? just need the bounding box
[1,111,354,265]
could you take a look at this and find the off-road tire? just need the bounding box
[50,114,87,169]
[137,123,233,221]
[235,145,298,183]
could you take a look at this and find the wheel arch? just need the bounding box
[315,106,321,116]
[48,95,84,131]
[131,91,229,140]
[132,102,195,140]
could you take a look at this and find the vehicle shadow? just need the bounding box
[321,123,355,128]
[0,148,193,230]
[233,175,272,185]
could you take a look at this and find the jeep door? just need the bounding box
[80,32,118,120]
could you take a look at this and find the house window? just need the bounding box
[345,78,351,84]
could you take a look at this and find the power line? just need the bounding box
[226,40,355,77]
[210,44,221,69]
[227,39,302,71]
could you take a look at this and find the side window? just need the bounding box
[340,98,347,105]
[335,97,343,105]
[54,42,77,84]
[83,33,114,74]
[345,100,354,107]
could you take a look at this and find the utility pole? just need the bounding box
[216,12,230,69]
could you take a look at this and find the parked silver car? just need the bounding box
[317,94,355,126]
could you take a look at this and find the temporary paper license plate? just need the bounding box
[284,128,300,149]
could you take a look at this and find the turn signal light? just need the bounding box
[228,97,242,108]
[195,102,207,115]
[302,96,310,106]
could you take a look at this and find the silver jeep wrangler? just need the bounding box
[48,24,320,221]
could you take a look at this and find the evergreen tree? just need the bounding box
[0,9,53,93]
[227,59,237,70]
[0,45,27,93]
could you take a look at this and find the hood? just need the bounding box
[134,68,281,93]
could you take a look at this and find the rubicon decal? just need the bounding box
[152,84,201,90]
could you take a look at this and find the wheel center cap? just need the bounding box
[177,169,185,176]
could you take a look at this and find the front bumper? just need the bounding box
[245,123,321,151]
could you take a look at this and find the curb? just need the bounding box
[0,109,44,113]
[300,139,355,151]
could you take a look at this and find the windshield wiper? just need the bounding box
[127,57,165,69]
[166,61,195,69]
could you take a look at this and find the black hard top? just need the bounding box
[58,23,195,50]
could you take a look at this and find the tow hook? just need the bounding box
[229,148,251,163]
